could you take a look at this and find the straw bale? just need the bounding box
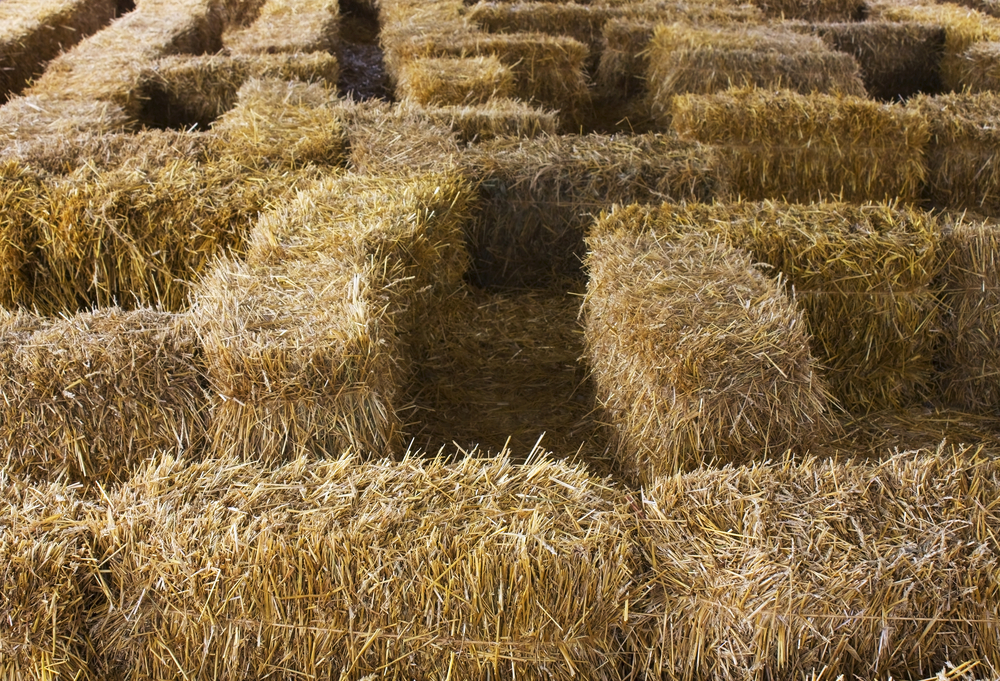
[467,2,617,53]
[646,24,866,119]
[0,95,134,147]
[406,285,611,468]
[208,78,346,170]
[27,0,230,118]
[936,214,1000,412]
[868,0,1000,91]
[911,92,1000,214]
[603,201,942,412]
[89,452,638,680]
[807,20,946,100]
[0,161,43,308]
[138,51,339,130]
[631,447,1000,680]
[0,0,117,102]
[190,255,405,463]
[834,405,1000,456]
[671,87,928,203]
[584,227,835,485]
[406,99,559,142]
[1,478,101,681]
[0,307,207,488]
[224,0,339,54]
[397,55,515,106]
[956,39,1000,92]
[379,0,476,80]
[752,0,863,20]
[31,158,299,314]
[460,132,729,288]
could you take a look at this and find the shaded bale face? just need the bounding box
[584,220,837,485]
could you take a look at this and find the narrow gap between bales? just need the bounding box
[337,0,393,101]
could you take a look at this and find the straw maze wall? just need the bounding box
[4,0,1000,678]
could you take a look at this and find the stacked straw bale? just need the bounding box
[405,99,558,142]
[460,132,729,288]
[224,0,339,54]
[88,453,638,681]
[752,0,863,20]
[0,160,43,308]
[0,96,134,150]
[631,447,1000,680]
[911,92,1000,214]
[956,40,1000,91]
[867,0,1000,91]
[0,308,207,489]
[138,52,339,130]
[379,0,476,78]
[936,214,1000,413]
[671,87,928,203]
[193,173,474,463]
[467,2,617,54]
[0,0,118,102]
[807,21,946,100]
[646,24,866,122]
[29,157,294,314]
[208,78,346,170]
[396,55,515,106]
[1,477,102,681]
[584,224,836,485]
[599,201,943,412]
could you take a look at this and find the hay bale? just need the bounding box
[671,87,928,204]
[631,447,1000,680]
[605,201,943,412]
[0,95,134,147]
[752,0,863,20]
[911,92,1000,214]
[208,78,346,170]
[460,132,729,288]
[89,452,637,680]
[396,55,515,106]
[0,161,43,308]
[868,0,1000,91]
[0,0,118,102]
[584,223,836,485]
[807,20,946,100]
[224,0,339,54]
[956,39,1000,92]
[646,24,866,120]
[0,477,102,681]
[936,214,1000,412]
[0,308,207,489]
[406,99,559,142]
[137,52,339,130]
[467,1,617,54]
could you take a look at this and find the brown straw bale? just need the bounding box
[955,39,1000,91]
[936,214,1000,412]
[631,447,1000,680]
[0,307,207,489]
[1,478,102,681]
[671,87,929,203]
[405,285,611,468]
[752,0,863,20]
[834,405,1000,456]
[467,2,618,53]
[806,20,946,101]
[911,92,1000,214]
[584,224,836,485]
[190,256,405,463]
[605,201,943,412]
[460,132,729,288]
[0,160,43,308]
[405,99,559,142]
[0,95,134,147]
[27,0,230,118]
[646,24,866,120]
[596,18,656,99]
[0,0,117,103]
[224,0,339,54]
[396,55,515,106]
[138,51,339,130]
[379,0,476,82]
[207,78,346,170]
[89,452,638,680]
[867,0,1000,91]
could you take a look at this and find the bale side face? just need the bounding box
[753,0,863,21]
[0,308,207,488]
[224,0,340,54]
[0,161,42,308]
[397,55,515,106]
[406,99,559,142]
[912,92,1000,214]
[957,39,1000,91]
[631,448,1000,680]
[584,223,836,485]
[671,87,929,204]
[89,454,639,681]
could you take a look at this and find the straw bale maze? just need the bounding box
[8,0,1000,678]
